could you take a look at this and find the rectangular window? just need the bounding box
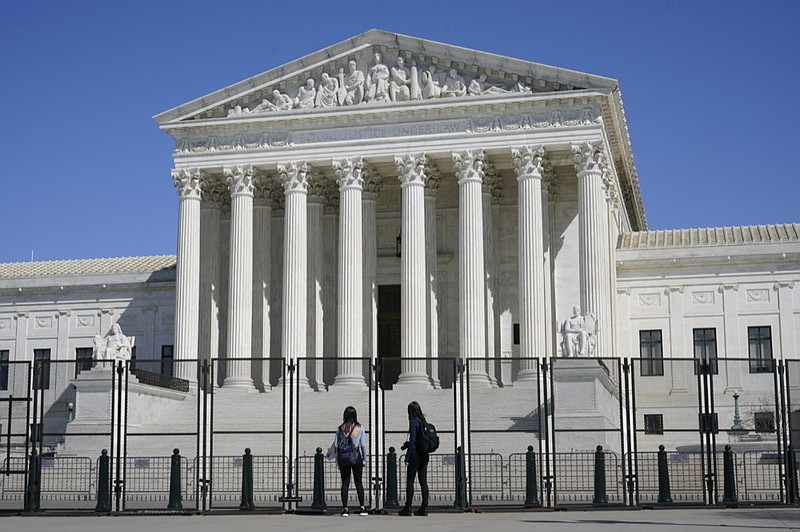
[513,324,520,345]
[748,326,774,373]
[644,414,663,435]
[161,345,174,377]
[33,349,51,390]
[754,411,775,433]
[0,350,9,391]
[130,345,137,371]
[639,330,664,376]
[693,328,718,375]
[75,347,93,377]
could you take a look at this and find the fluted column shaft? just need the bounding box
[513,147,548,380]
[363,171,383,371]
[574,142,613,358]
[199,186,222,367]
[224,165,255,388]
[482,167,499,385]
[307,174,326,390]
[172,168,203,379]
[253,176,274,391]
[279,163,310,368]
[424,166,441,388]
[395,155,429,385]
[453,150,488,383]
[334,159,366,386]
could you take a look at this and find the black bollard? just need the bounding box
[385,447,399,508]
[524,445,540,507]
[167,448,183,510]
[454,446,468,509]
[95,449,112,512]
[593,445,607,505]
[240,448,255,510]
[722,444,737,506]
[657,445,673,504]
[310,447,327,511]
[24,448,41,512]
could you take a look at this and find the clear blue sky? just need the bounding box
[1,1,798,263]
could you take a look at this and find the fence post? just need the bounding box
[95,449,112,512]
[722,444,737,506]
[787,445,797,504]
[167,448,183,510]
[455,445,468,509]
[657,445,672,504]
[240,448,255,510]
[310,447,327,511]
[24,447,41,512]
[524,445,540,507]
[593,445,607,505]
[385,446,399,508]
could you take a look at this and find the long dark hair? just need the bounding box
[340,406,359,433]
[407,401,426,422]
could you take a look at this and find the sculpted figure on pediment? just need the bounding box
[468,73,508,96]
[513,81,532,93]
[295,78,317,109]
[389,56,411,102]
[227,104,252,116]
[420,69,441,99]
[315,73,339,108]
[339,60,365,105]
[366,52,390,103]
[441,68,467,98]
[253,89,294,112]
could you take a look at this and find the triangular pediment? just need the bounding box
[154,29,618,124]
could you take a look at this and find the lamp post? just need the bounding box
[396,231,401,258]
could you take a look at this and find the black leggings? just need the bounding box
[404,451,429,509]
[339,460,365,508]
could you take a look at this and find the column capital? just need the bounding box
[571,141,608,175]
[452,149,485,184]
[306,170,328,204]
[511,145,547,181]
[224,164,256,197]
[277,161,312,193]
[323,179,339,214]
[253,171,280,207]
[200,176,229,206]
[172,168,204,199]
[333,157,366,190]
[363,166,384,200]
[394,153,427,186]
[482,164,503,203]
[423,161,441,198]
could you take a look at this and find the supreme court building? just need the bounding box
[1,31,799,463]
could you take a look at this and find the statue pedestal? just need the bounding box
[552,359,621,452]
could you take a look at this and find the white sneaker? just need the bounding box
[341,508,349,517]
[359,507,368,516]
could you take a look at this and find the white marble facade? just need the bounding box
[1,31,798,397]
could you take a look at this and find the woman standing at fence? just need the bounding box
[399,401,429,516]
[329,406,368,516]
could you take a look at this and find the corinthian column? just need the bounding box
[307,171,327,390]
[333,158,366,387]
[572,141,613,358]
[423,162,441,388]
[363,168,383,371]
[199,177,226,370]
[453,150,488,385]
[172,168,203,379]
[278,162,310,371]
[395,154,429,385]
[223,164,255,388]
[253,173,276,391]
[512,146,548,380]
[482,164,501,386]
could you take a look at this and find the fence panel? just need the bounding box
[0,361,30,511]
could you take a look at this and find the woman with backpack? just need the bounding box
[330,405,368,516]
[399,401,430,516]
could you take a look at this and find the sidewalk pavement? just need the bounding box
[1,508,799,532]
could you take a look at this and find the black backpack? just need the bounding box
[336,426,359,467]
[417,420,440,453]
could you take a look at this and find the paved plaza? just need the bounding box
[1,508,799,532]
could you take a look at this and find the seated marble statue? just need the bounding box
[420,70,441,99]
[389,56,411,102]
[340,61,365,105]
[295,78,316,109]
[366,52,390,103]
[559,306,596,357]
[93,323,135,362]
[315,72,339,108]
[441,68,467,98]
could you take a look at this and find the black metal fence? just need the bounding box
[1,356,798,513]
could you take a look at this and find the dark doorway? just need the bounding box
[377,284,401,388]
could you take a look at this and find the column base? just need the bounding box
[333,374,367,387]
[221,376,255,389]
[396,372,432,386]
[515,368,539,382]
[468,371,493,388]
